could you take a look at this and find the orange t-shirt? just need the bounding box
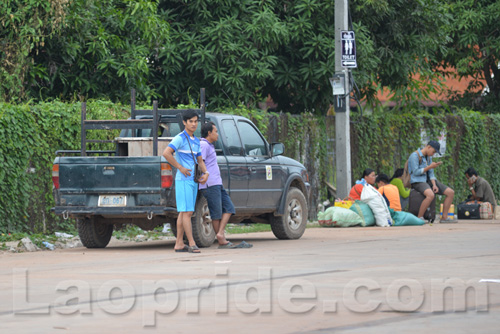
[349,184,364,201]
[378,184,402,211]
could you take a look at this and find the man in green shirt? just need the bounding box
[465,167,496,212]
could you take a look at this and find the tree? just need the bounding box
[442,0,500,113]
[30,0,169,102]
[0,0,67,102]
[154,0,288,108]
[3,0,453,113]
[154,0,452,113]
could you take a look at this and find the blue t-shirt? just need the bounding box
[168,130,201,181]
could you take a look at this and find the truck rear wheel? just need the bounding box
[270,188,308,240]
[191,196,216,247]
[77,217,113,248]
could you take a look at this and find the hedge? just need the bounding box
[1,101,499,233]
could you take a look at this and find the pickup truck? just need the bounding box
[51,89,311,248]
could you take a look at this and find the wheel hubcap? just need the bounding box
[201,203,213,237]
[287,199,302,230]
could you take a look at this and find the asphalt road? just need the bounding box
[1,220,500,333]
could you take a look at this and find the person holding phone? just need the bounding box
[465,167,496,211]
[408,140,455,221]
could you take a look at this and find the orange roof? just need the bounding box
[370,68,487,107]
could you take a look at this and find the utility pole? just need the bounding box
[332,0,352,199]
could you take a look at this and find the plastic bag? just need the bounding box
[334,198,354,209]
[318,211,332,226]
[360,184,392,227]
[318,206,363,227]
[390,209,425,226]
[349,200,375,227]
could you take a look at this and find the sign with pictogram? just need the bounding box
[341,30,357,68]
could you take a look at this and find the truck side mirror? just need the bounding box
[271,143,285,156]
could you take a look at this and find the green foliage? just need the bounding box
[0,0,68,102]
[2,0,462,114]
[443,0,500,108]
[0,100,130,233]
[352,0,452,107]
[0,103,38,233]
[29,0,169,102]
[218,104,270,134]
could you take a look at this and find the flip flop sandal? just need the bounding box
[218,242,236,249]
[188,245,201,253]
[174,245,189,252]
[234,241,253,248]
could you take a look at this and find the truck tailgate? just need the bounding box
[57,156,163,192]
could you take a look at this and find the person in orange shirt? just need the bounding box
[376,173,402,211]
[349,168,377,200]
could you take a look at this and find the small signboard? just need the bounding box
[341,31,357,68]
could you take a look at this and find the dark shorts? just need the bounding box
[412,180,448,196]
[200,185,235,220]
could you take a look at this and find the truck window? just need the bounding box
[238,121,267,156]
[221,120,243,156]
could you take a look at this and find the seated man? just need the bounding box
[376,174,402,211]
[465,167,496,212]
[408,140,455,221]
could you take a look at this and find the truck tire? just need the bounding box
[270,187,308,240]
[191,196,216,247]
[77,217,113,248]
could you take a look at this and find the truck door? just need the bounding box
[237,120,285,209]
[220,119,249,209]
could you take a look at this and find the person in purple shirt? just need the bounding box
[199,122,251,249]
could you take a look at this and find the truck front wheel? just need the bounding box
[77,217,113,248]
[191,196,216,247]
[270,188,308,239]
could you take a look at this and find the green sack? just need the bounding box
[349,200,375,227]
[321,206,363,227]
[318,211,333,226]
[390,209,425,226]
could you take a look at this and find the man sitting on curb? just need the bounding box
[408,140,455,222]
[465,167,496,212]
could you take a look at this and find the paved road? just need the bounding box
[1,221,500,333]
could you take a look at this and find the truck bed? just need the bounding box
[53,156,176,217]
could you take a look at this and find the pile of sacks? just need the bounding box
[318,184,424,228]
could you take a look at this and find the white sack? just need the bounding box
[360,184,392,227]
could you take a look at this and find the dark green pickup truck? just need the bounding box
[52,90,310,248]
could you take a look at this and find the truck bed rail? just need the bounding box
[57,88,206,157]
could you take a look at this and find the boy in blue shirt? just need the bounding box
[163,110,209,253]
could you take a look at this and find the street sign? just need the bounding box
[341,30,357,68]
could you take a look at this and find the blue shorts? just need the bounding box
[176,180,198,212]
[200,185,235,220]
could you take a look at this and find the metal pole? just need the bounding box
[334,0,352,199]
[81,102,86,157]
[153,100,158,156]
[131,88,136,138]
[200,88,206,124]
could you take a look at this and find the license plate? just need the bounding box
[98,194,127,207]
